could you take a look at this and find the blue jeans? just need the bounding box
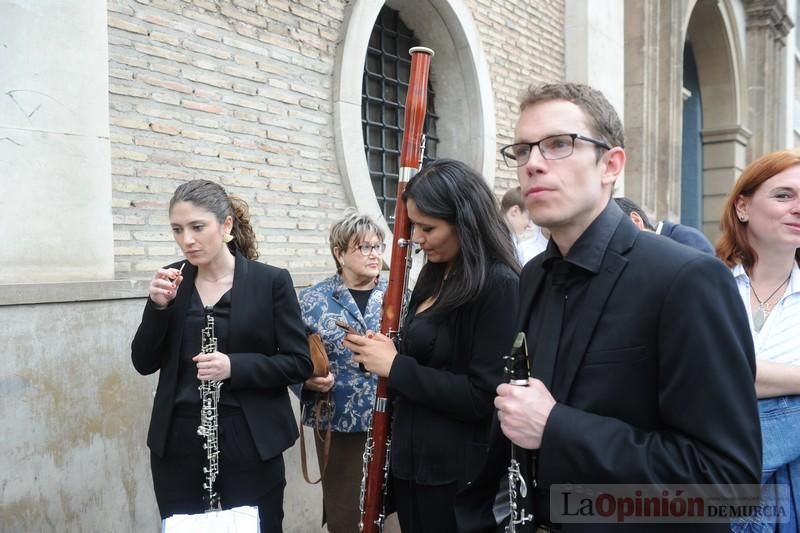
[731,395,800,533]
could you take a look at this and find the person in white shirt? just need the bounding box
[717,149,800,532]
[500,186,548,265]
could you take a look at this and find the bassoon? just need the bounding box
[359,45,434,533]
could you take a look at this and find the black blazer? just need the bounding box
[388,262,519,487]
[457,214,762,532]
[132,252,313,461]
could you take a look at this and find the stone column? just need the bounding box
[565,0,625,192]
[0,1,113,284]
[564,0,625,113]
[701,126,751,240]
[623,0,687,220]
[745,0,794,159]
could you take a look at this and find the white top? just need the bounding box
[515,224,549,266]
[732,262,800,365]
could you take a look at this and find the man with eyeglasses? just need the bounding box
[456,83,761,532]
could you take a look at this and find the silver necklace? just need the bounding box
[751,274,791,332]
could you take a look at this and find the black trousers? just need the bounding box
[150,408,285,533]
[392,475,458,533]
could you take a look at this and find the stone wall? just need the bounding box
[0,1,566,531]
[0,290,324,533]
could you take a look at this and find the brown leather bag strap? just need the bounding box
[299,392,332,485]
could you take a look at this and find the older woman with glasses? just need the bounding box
[294,212,392,533]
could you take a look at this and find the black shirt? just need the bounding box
[391,307,454,482]
[174,287,240,408]
[348,287,374,317]
[525,201,621,526]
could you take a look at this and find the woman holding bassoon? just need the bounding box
[345,158,521,531]
[131,179,312,532]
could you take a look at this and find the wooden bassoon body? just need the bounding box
[359,45,434,533]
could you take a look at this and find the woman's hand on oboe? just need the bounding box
[345,331,396,377]
[193,351,231,381]
[148,266,184,309]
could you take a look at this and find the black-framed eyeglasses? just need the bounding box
[353,242,386,256]
[500,133,611,167]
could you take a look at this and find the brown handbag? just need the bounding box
[308,332,330,378]
[300,332,332,484]
[299,396,332,484]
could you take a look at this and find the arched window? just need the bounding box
[361,6,438,224]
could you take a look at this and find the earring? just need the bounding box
[738,214,747,223]
[223,233,234,243]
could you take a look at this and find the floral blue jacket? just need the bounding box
[294,274,386,432]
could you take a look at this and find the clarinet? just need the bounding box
[359,45,434,533]
[504,332,534,532]
[197,305,222,512]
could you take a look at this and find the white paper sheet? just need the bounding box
[162,506,259,533]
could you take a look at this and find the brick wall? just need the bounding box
[108,0,565,280]
[466,0,565,195]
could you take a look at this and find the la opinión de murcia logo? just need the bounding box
[550,484,789,524]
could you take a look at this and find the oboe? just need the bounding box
[504,332,534,532]
[198,305,222,512]
[359,45,434,533]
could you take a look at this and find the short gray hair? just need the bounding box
[329,211,386,273]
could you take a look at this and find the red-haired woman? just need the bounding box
[717,150,800,532]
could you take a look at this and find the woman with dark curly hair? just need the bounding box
[132,179,312,532]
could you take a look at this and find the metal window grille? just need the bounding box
[362,6,438,226]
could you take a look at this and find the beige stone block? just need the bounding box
[703,222,721,242]
[114,246,146,256]
[133,43,189,63]
[222,93,268,111]
[137,74,192,94]
[138,13,193,33]
[224,121,267,137]
[288,234,327,245]
[703,195,728,223]
[134,136,190,152]
[180,99,225,114]
[149,31,181,47]
[183,8,232,31]
[111,148,148,162]
[108,15,148,35]
[702,168,739,196]
[182,39,232,60]
[703,142,739,168]
[181,157,232,172]
[221,35,270,57]
[113,54,149,69]
[222,64,267,82]
[147,246,178,256]
[109,83,150,99]
[148,61,182,77]
[220,4,267,28]
[181,129,231,144]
